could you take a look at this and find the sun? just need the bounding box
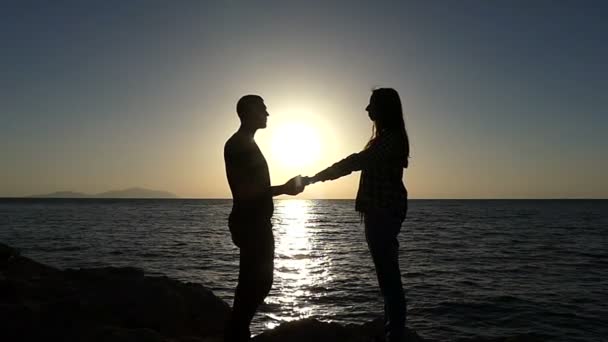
[270,121,321,169]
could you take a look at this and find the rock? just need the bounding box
[0,245,230,342]
[0,242,20,260]
[252,318,356,342]
[84,326,165,342]
[252,317,428,342]
[455,334,546,342]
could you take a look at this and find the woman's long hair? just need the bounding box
[364,88,410,168]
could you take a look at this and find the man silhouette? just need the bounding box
[223,95,304,341]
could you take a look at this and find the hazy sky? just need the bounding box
[1,1,607,199]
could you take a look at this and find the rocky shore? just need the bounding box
[1,243,544,342]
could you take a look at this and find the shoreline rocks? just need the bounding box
[0,243,544,341]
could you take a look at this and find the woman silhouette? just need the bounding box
[305,88,409,342]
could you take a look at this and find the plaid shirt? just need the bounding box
[313,130,408,220]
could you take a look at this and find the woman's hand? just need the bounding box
[301,176,316,186]
[283,175,306,195]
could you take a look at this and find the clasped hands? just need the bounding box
[281,175,318,195]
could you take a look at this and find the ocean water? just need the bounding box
[0,199,606,341]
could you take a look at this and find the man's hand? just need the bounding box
[283,175,306,195]
[301,176,316,185]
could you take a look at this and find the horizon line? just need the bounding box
[0,197,606,200]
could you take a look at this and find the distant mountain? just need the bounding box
[95,187,177,199]
[30,187,177,199]
[31,191,89,198]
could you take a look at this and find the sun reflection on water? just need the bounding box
[264,199,331,328]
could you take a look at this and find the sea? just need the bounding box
[0,199,606,341]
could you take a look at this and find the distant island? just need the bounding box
[29,187,178,199]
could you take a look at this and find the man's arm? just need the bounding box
[271,176,304,196]
[271,185,287,197]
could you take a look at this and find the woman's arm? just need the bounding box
[308,153,361,183]
[307,131,400,184]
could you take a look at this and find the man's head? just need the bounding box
[236,95,268,129]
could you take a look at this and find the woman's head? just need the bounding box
[365,88,410,167]
[366,88,403,129]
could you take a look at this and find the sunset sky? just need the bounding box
[1,1,607,199]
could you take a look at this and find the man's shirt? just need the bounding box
[224,136,274,225]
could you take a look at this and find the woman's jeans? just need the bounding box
[364,210,406,342]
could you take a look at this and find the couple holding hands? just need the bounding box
[224,88,410,342]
